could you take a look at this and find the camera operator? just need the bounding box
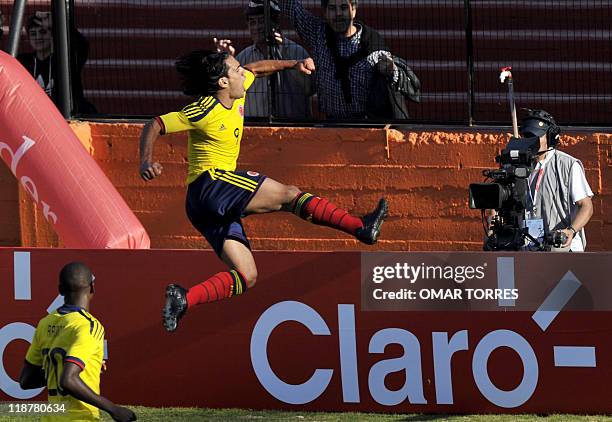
[519,109,593,251]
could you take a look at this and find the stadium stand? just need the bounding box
[3,0,611,125]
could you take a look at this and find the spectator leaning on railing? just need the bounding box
[214,0,313,119]
[279,0,420,119]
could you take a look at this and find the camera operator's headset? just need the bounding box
[520,109,561,149]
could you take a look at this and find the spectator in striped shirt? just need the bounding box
[279,0,401,119]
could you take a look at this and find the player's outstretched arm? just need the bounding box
[245,57,315,77]
[139,118,164,181]
[60,362,136,422]
[19,360,46,389]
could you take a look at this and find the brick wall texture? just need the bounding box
[1,123,610,251]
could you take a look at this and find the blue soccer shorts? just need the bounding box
[185,168,267,256]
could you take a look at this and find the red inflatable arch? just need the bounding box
[0,51,150,249]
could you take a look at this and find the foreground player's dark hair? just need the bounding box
[175,50,229,97]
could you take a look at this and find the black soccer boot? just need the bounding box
[355,198,389,245]
[162,284,188,332]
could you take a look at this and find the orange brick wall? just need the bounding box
[1,123,610,251]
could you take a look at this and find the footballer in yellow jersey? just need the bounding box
[20,262,136,422]
[25,306,104,421]
[156,70,255,184]
[139,50,388,333]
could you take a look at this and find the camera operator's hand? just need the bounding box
[293,57,315,75]
[558,228,574,248]
[213,37,235,56]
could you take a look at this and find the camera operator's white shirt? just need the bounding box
[530,150,593,251]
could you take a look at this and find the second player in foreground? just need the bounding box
[139,50,388,332]
[19,262,136,422]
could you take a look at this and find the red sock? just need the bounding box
[293,192,364,235]
[186,270,247,308]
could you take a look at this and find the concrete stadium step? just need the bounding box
[471,2,612,29]
[82,90,186,117]
[71,0,612,30]
[69,3,612,38]
[72,1,464,30]
[80,28,611,63]
[82,61,180,91]
[84,33,255,60]
[81,59,465,92]
[81,58,609,94]
[75,5,246,30]
[83,84,610,124]
[82,88,470,119]
[473,97,612,125]
[82,32,465,62]
[472,37,612,62]
[472,67,611,92]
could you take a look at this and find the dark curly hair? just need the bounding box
[175,50,229,97]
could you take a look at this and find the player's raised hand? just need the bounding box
[140,161,163,181]
[213,37,236,56]
[273,31,283,44]
[294,57,315,75]
[110,405,136,422]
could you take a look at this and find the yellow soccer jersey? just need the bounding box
[157,70,256,184]
[25,304,105,422]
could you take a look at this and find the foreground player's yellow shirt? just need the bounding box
[26,305,105,421]
[158,70,256,184]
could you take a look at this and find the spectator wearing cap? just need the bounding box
[17,11,96,114]
[214,0,313,119]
